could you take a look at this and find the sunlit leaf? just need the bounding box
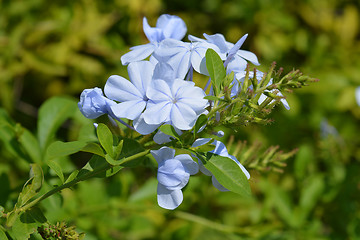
[10,207,47,240]
[37,97,78,152]
[205,48,226,96]
[45,141,87,161]
[96,123,114,157]
[159,125,180,141]
[203,153,251,197]
[47,160,65,183]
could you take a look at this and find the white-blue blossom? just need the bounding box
[190,33,260,73]
[78,87,116,119]
[104,61,162,134]
[104,61,154,120]
[151,147,199,210]
[206,33,260,73]
[192,139,250,192]
[153,38,224,79]
[121,14,187,65]
[143,78,209,130]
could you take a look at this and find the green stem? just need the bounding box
[18,149,150,213]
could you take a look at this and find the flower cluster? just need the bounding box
[77,14,292,209]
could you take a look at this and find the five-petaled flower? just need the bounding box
[151,147,199,210]
[143,78,209,130]
[121,14,187,65]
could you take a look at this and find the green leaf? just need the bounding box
[47,160,64,183]
[79,155,122,178]
[113,139,124,159]
[105,154,120,166]
[81,142,105,157]
[0,124,32,163]
[104,138,146,167]
[45,141,87,160]
[16,126,42,164]
[193,114,208,138]
[204,95,221,101]
[205,48,226,96]
[10,207,47,240]
[65,170,79,183]
[16,164,44,207]
[203,153,251,197]
[117,138,146,167]
[129,178,157,202]
[159,125,180,141]
[0,229,8,240]
[96,123,114,157]
[37,97,78,152]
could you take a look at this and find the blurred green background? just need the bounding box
[0,0,360,239]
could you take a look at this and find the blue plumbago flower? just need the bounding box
[143,78,209,130]
[234,70,290,110]
[356,86,360,106]
[153,38,224,79]
[104,61,154,120]
[151,147,199,210]
[78,87,116,119]
[104,61,163,134]
[190,33,260,73]
[192,139,250,192]
[121,14,187,65]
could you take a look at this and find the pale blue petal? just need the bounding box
[78,88,108,119]
[158,159,189,189]
[178,97,209,112]
[176,86,208,112]
[153,130,173,144]
[275,90,290,110]
[153,39,191,79]
[227,55,248,72]
[171,102,197,130]
[110,100,146,120]
[151,146,175,164]
[153,62,175,82]
[171,52,191,79]
[157,14,187,40]
[121,43,156,65]
[237,50,260,65]
[175,154,199,175]
[143,17,164,43]
[188,35,205,42]
[203,33,229,53]
[104,75,143,102]
[170,79,194,97]
[227,34,248,59]
[153,39,189,60]
[133,115,160,135]
[146,80,172,101]
[127,61,154,95]
[143,101,172,125]
[211,140,229,156]
[192,138,211,148]
[238,162,251,179]
[157,184,183,210]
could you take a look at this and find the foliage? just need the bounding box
[0,0,359,239]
